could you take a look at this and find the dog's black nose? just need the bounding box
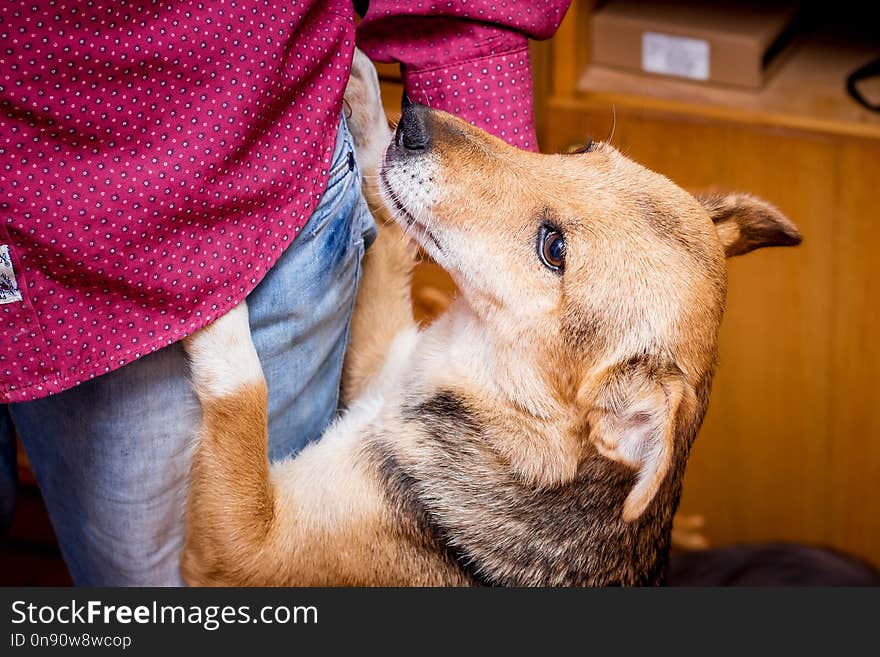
[395,96,430,152]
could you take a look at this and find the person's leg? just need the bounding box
[9,115,376,585]
[9,346,199,585]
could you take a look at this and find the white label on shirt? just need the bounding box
[0,245,23,304]
[642,32,710,81]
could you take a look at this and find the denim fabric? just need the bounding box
[0,115,376,585]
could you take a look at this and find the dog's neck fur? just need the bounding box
[365,303,706,586]
[417,300,562,417]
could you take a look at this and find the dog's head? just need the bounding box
[380,101,801,522]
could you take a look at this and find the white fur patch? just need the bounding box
[185,301,264,398]
[380,155,440,238]
[270,390,387,533]
[269,327,422,533]
[369,327,421,395]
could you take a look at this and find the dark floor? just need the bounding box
[1,472,72,586]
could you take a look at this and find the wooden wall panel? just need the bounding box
[827,140,880,562]
[682,127,835,549]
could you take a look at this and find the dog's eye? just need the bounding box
[538,226,565,272]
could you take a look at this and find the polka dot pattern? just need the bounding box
[0,0,567,402]
[406,46,537,150]
[358,1,571,151]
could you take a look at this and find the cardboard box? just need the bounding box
[591,0,801,88]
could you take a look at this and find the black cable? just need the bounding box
[846,57,880,112]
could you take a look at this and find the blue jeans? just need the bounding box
[0,115,376,586]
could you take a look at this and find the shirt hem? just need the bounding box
[3,281,258,404]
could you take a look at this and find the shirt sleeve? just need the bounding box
[356,1,571,152]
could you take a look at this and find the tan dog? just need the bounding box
[180,51,801,586]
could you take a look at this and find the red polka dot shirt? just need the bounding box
[0,0,569,402]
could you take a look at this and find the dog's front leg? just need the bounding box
[341,49,417,403]
[181,302,281,585]
[342,219,416,403]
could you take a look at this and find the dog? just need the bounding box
[180,50,802,586]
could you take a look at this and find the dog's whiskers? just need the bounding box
[607,104,617,145]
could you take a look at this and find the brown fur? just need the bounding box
[180,50,801,586]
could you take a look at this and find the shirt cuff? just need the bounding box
[403,43,538,152]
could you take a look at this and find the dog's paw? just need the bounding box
[344,48,393,180]
[184,301,264,399]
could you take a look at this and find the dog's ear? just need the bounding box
[586,361,690,522]
[698,193,801,257]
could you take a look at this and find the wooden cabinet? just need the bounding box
[541,1,880,564]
